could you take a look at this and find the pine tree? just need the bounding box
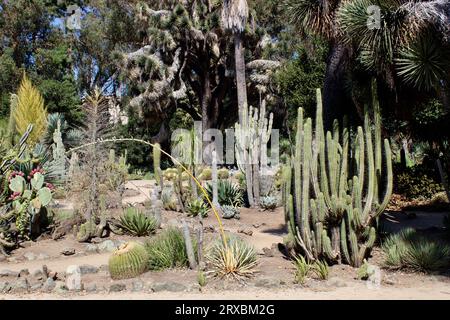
[13,74,47,145]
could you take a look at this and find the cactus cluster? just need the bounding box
[220,205,240,219]
[235,102,273,207]
[109,241,149,280]
[284,83,393,267]
[260,196,278,211]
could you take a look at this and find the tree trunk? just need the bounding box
[323,42,351,130]
[234,32,248,125]
[201,69,213,130]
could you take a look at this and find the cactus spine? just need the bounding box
[108,241,149,280]
[235,101,273,207]
[284,81,393,267]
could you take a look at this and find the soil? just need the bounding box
[1,181,449,300]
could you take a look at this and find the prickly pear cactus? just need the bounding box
[108,242,149,280]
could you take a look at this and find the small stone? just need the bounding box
[131,280,145,292]
[262,247,274,257]
[0,281,12,293]
[42,278,56,292]
[11,278,29,293]
[109,283,126,292]
[18,269,30,278]
[85,244,99,253]
[32,269,45,280]
[61,248,76,256]
[98,240,117,253]
[24,252,36,261]
[253,223,261,228]
[30,283,42,291]
[66,265,83,291]
[151,282,187,293]
[79,265,99,275]
[85,283,97,292]
[0,270,19,278]
[237,228,253,236]
[254,278,281,288]
[48,271,58,280]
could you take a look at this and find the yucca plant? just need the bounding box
[145,227,196,270]
[206,180,244,207]
[118,207,158,236]
[206,234,258,279]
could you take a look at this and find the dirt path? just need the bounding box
[3,284,450,300]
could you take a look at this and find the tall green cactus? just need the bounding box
[235,101,273,207]
[153,142,162,186]
[284,81,393,267]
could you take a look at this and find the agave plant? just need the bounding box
[206,180,244,207]
[186,198,209,218]
[118,207,158,236]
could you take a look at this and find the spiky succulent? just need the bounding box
[186,198,209,218]
[109,242,149,280]
[220,205,240,220]
[206,180,244,207]
[118,207,158,236]
[259,196,278,211]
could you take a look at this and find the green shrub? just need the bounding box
[206,180,244,207]
[118,207,158,236]
[144,227,196,270]
[218,168,230,179]
[382,228,450,272]
[312,260,330,280]
[206,235,258,278]
[186,198,209,218]
[395,165,444,200]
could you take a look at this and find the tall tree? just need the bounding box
[221,0,249,124]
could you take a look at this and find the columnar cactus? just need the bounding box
[153,143,162,186]
[235,101,273,207]
[284,82,393,267]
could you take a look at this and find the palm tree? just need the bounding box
[287,0,351,129]
[222,0,249,125]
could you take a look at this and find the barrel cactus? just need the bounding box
[108,241,149,280]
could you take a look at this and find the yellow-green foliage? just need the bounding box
[109,242,149,280]
[13,74,47,144]
[218,168,229,179]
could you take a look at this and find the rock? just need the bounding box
[0,255,6,262]
[383,274,399,286]
[66,265,83,291]
[0,281,11,293]
[98,240,117,253]
[237,228,253,236]
[0,270,19,278]
[85,283,97,293]
[11,278,29,293]
[79,265,99,275]
[151,282,188,293]
[32,269,45,280]
[85,244,98,253]
[327,277,347,288]
[48,271,58,280]
[42,278,56,292]
[23,252,36,261]
[7,256,18,263]
[262,247,274,257]
[61,247,76,256]
[109,283,126,292]
[254,278,282,289]
[30,283,42,291]
[53,281,67,294]
[131,280,145,292]
[18,269,30,278]
[253,223,261,228]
